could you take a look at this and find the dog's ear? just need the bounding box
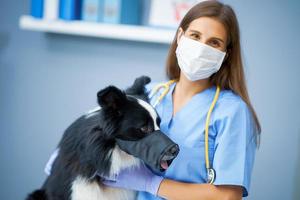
[125,76,151,96]
[97,86,127,110]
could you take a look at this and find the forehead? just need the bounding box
[187,17,227,41]
[135,99,157,116]
[135,98,160,130]
[127,96,159,120]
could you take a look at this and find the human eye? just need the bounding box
[209,39,221,48]
[189,33,200,40]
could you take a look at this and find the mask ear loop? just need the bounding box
[205,85,220,184]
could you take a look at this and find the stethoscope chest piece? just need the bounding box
[207,168,216,184]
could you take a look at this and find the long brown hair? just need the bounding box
[166,1,261,145]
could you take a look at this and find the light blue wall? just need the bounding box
[0,0,299,199]
[226,1,300,199]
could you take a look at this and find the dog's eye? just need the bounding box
[140,124,153,133]
[140,126,149,133]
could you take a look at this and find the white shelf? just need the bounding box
[19,15,176,44]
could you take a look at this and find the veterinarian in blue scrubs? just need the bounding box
[103,1,261,200]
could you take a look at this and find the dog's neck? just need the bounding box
[109,145,141,177]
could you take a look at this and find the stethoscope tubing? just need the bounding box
[150,80,220,184]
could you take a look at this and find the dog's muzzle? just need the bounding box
[116,130,180,174]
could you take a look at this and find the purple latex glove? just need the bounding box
[102,163,164,196]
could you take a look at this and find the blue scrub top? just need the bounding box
[137,81,257,199]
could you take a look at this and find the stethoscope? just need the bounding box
[149,80,220,184]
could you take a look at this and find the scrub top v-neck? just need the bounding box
[157,82,215,145]
[137,81,257,199]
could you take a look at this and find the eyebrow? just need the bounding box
[188,29,225,44]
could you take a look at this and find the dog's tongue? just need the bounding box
[160,161,169,170]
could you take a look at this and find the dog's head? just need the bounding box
[96,76,179,175]
[97,76,158,141]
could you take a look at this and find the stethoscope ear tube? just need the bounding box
[149,80,177,107]
[151,80,220,184]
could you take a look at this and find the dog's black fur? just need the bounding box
[26,76,159,200]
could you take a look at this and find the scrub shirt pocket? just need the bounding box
[163,140,215,184]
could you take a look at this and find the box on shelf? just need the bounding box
[31,0,44,18]
[59,0,82,20]
[44,0,59,20]
[31,0,143,25]
[82,0,104,22]
[149,0,204,28]
[103,0,142,25]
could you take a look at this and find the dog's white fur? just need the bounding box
[71,147,139,200]
[71,145,140,200]
[136,99,160,131]
[71,176,136,200]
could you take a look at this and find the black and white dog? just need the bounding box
[26,76,179,200]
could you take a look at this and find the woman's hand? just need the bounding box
[101,163,164,196]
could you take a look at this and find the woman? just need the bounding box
[103,1,261,200]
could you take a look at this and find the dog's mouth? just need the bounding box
[116,131,180,173]
[160,145,179,170]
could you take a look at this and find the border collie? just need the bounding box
[26,76,179,200]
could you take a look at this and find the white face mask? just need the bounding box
[175,35,226,81]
